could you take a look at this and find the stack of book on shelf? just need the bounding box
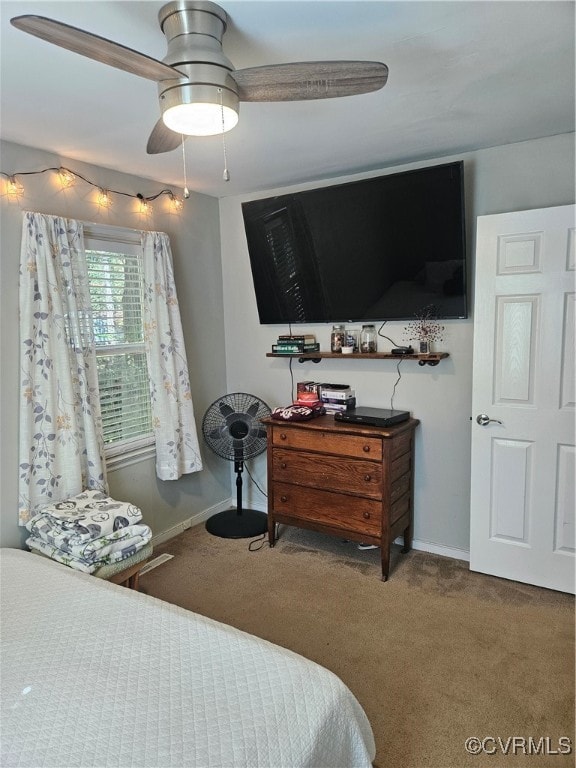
[271,334,320,354]
[320,384,356,413]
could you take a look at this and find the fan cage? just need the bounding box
[202,392,271,461]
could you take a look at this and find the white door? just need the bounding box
[470,205,575,593]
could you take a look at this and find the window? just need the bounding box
[84,225,154,470]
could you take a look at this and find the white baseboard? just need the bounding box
[395,536,470,562]
[151,499,470,563]
[150,499,232,547]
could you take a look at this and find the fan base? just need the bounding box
[205,508,268,539]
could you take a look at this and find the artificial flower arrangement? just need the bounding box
[404,304,445,354]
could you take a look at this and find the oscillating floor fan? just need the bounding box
[202,392,271,538]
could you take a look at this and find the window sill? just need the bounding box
[106,438,155,472]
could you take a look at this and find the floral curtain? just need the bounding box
[141,231,203,480]
[18,212,107,525]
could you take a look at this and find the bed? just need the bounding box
[0,548,376,768]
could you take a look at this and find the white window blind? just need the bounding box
[84,226,153,463]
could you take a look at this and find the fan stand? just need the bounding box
[205,459,268,538]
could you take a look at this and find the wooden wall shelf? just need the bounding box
[266,352,449,367]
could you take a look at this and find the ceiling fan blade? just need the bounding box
[10,15,186,82]
[147,119,182,155]
[232,61,388,102]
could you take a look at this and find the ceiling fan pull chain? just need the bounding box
[219,88,230,182]
[181,135,190,199]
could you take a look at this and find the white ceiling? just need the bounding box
[1,1,574,198]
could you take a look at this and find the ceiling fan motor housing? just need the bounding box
[157,0,239,134]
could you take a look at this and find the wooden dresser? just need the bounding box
[262,414,419,581]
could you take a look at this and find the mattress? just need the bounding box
[0,548,376,768]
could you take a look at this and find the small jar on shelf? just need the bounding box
[331,324,346,353]
[346,329,360,352]
[360,324,377,353]
[418,340,432,355]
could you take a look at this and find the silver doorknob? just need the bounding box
[476,414,503,426]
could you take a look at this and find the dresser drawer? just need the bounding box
[272,482,381,535]
[272,449,383,499]
[271,426,382,461]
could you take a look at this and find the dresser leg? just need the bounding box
[380,530,390,581]
[401,522,413,554]
[380,553,390,581]
[268,517,276,547]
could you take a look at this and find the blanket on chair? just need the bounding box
[25,490,151,573]
[26,526,152,573]
[26,490,143,544]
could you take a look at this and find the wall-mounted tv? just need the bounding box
[242,160,467,324]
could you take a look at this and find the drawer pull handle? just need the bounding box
[364,474,372,482]
[280,495,287,503]
[363,445,370,453]
[363,511,371,519]
[281,462,287,469]
[280,433,287,441]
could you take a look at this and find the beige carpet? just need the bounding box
[140,524,574,768]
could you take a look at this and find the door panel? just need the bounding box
[560,292,575,408]
[493,296,539,404]
[554,444,575,553]
[489,438,532,544]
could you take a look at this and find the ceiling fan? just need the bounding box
[11,0,388,155]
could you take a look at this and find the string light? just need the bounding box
[5,175,24,201]
[97,188,113,209]
[169,194,184,212]
[136,193,151,217]
[57,168,76,190]
[0,166,185,212]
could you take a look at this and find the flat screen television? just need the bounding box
[242,160,467,324]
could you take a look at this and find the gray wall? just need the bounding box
[219,133,575,556]
[0,140,230,548]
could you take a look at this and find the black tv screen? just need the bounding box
[242,161,467,323]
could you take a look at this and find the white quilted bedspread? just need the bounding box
[0,549,375,768]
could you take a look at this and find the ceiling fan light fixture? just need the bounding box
[163,101,238,136]
[160,80,239,136]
